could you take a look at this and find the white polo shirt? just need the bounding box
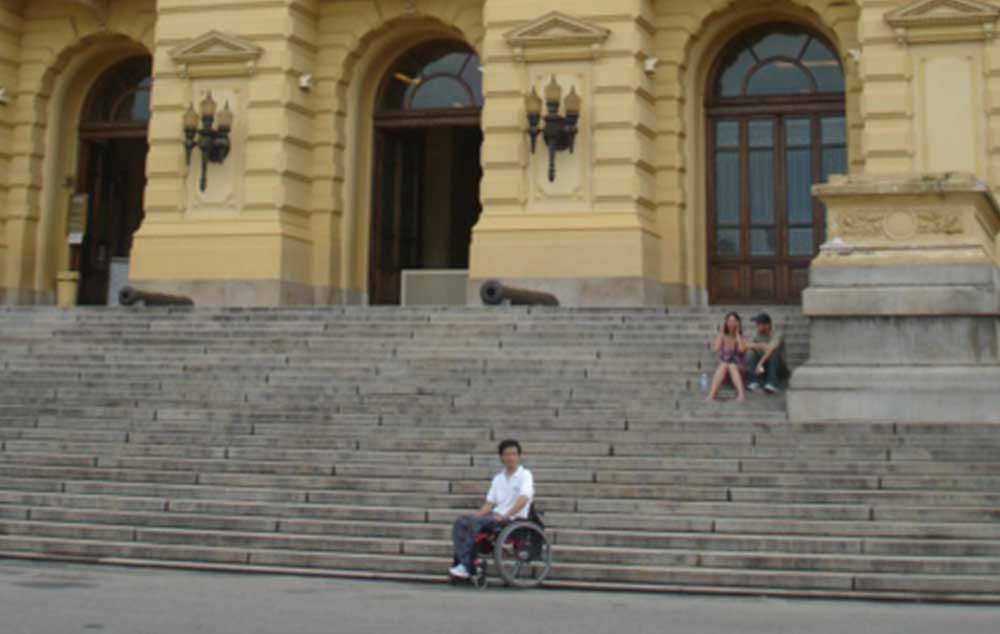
[486,466,535,519]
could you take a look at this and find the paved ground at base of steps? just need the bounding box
[3,560,999,634]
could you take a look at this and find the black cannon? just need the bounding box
[480,280,559,307]
[119,286,195,307]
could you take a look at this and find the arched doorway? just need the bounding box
[369,41,483,305]
[706,25,846,304]
[74,56,152,305]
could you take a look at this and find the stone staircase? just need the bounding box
[0,306,998,601]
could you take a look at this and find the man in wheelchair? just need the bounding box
[448,439,534,580]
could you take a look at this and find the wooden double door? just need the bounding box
[370,125,482,305]
[707,110,847,304]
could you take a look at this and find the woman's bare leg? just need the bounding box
[705,364,728,401]
[727,364,746,401]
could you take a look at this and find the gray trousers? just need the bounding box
[452,514,500,570]
[745,350,788,387]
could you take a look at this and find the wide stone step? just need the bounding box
[4,524,999,595]
[9,438,994,464]
[40,468,881,500]
[0,509,1000,575]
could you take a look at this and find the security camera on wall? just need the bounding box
[0,87,9,105]
[299,74,313,91]
[643,57,659,75]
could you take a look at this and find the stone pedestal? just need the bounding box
[788,173,1000,424]
[107,257,129,306]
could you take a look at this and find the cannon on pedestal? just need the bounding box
[480,280,559,306]
[118,286,195,307]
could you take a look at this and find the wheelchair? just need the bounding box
[459,505,552,590]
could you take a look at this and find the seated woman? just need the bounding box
[706,311,748,402]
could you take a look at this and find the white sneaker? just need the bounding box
[764,384,778,394]
[747,382,761,393]
[449,563,470,579]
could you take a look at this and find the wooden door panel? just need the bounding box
[789,265,810,303]
[370,129,425,305]
[78,140,111,306]
[710,265,744,303]
[750,266,777,301]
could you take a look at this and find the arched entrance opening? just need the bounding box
[369,41,483,305]
[74,55,152,305]
[706,24,846,304]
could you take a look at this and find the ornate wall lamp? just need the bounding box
[183,92,234,192]
[525,76,580,182]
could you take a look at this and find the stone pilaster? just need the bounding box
[469,3,665,306]
[0,0,21,302]
[129,0,324,306]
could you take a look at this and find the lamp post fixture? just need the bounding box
[183,92,234,192]
[525,76,580,182]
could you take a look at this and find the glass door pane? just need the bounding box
[784,116,815,257]
[748,120,775,257]
[713,119,742,256]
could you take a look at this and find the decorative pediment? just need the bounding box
[886,0,1000,44]
[170,31,263,78]
[59,0,109,23]
[505,12,611,62]
[70,0,108,12]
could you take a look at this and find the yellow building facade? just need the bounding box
[0,0,998,307]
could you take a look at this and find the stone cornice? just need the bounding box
[886,0,1000,44]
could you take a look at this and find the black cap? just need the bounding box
[751,312,772,325]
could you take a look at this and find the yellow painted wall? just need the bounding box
[0,0,997,306]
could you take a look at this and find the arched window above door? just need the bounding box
[713,27,844,98]
[81,57,153,129]
[379,42,482,113]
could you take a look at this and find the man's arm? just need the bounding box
[495,495,530,521]
[756,331,784,367]
[478,478,499,517]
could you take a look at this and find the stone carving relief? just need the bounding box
[836,211,887,238]
[834,209,966,240]
[916,211,964,235]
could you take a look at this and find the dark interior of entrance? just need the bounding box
[370,41,484,306]
[75,56,151,306]
[77,138,148,305]
[372,126,481,305]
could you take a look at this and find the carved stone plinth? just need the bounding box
[788,173,1000,424]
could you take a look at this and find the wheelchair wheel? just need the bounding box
[493,522,551,588]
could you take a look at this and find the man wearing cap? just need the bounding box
[745,313,787,394]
